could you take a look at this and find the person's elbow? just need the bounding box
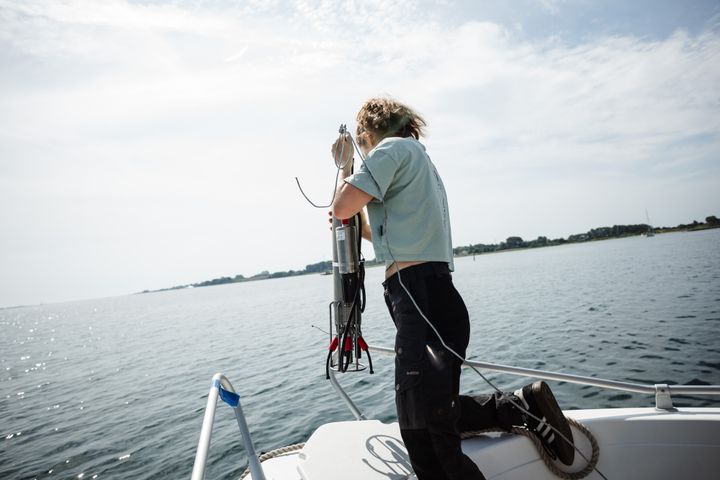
[332,183,373,220]
[332,199,356,220]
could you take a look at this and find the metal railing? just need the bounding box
[191,373,266,480]
[368,345,720,410]
[190,348,720,478]
[190,369,367,480]
[328,368,366,420]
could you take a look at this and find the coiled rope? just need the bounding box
[238,417,598,480]
[239,443,305,479]
[461,416,600,480]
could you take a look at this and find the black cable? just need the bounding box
[358,259,366,312]
[365,347,374,374]
[325,348,334,380]
[340,308,354,373]
[338,294,358,373]
[357,213,366,313]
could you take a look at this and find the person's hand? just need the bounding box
[331,133,353,173]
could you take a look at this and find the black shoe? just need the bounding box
[516,381,575,465]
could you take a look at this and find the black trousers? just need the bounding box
[383,262,524,480]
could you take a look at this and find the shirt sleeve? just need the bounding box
[344,149,399,201]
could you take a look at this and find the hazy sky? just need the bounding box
[1,0,719,307]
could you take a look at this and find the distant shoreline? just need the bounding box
[139,216,719,295]
[1,222,717,309]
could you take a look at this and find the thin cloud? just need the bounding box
[536,0,565,15]
[0,0,718,305]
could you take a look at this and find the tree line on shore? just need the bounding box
[455,215,719,256]
[141,215,719,294]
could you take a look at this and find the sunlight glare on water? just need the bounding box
[1,229,719,479]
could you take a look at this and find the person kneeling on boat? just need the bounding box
[331,97,573,480]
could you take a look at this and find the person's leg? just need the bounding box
[457,392,525,433]
[400,428,453,480]
[422,266,485,480]
[398,353,486,480]
[422,360,487,480]
[384,263,485,480]
[385,269,446,479]
[457,382,576,466]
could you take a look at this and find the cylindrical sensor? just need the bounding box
[335,224,358,274]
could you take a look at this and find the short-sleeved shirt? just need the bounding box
[345,137,454,271]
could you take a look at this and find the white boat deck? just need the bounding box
[249,407,720,480]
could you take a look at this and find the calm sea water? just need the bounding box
[2,230,719,479]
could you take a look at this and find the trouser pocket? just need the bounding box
[395,367,426,429]
[394,329,427,429]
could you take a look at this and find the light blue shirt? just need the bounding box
[345,137,454,271]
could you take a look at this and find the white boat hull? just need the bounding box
[248,407,720,480]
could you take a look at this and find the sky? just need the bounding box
[1,0,719,307]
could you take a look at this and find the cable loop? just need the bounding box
[295,127,354,209]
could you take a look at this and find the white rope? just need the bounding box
[238,443,305,479]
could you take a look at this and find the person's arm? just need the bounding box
[334,176,373,220]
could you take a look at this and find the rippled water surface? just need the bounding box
[2,230,719,479]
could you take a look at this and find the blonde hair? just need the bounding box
[355,97,426,147]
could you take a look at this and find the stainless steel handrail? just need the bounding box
[191,373,266,480]
[192,347,719,478]
[368,345,720,408]
[328,368,366,420]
